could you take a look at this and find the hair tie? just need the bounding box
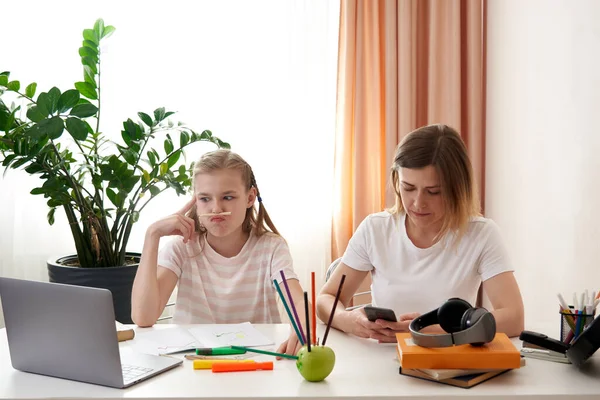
[257,196,263,203]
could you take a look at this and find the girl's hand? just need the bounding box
[147,198,197,243]
[276,329,303,360]
[370,312,421,343]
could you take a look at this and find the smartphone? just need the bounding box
[364,305,397,322]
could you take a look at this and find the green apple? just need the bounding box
[296,345,336,382]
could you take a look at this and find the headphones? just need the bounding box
[409,298,497,348]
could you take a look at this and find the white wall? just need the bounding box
[0,1,339,327]
[486,0,600,334]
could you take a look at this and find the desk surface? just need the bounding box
[1,323,600,400]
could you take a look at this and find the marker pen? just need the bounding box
[196,347,247,356]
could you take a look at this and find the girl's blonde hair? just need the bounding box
[388,124,481,242]
[187,149,279,238]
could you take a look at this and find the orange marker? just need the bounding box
[212,361,273,372]
[193,359,254,370]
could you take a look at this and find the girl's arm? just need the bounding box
[482,271,525,337]
[131,229,179,327]
[131,198,196,326]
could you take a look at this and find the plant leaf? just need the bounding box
[147,150,156,166]
[38,116,64,139]
[47,87,61,114]
[154,107,166,123]
[57,89,80,113]
[47,207,56,225]
[83,29,98,45]
[0,75,8,86]
[79,46,98,59]
[82,39,98,50]
[180,131,189,147]
[138,112,153,127]
[66,117,88,140]
[94,19,105,39]
[148,185,160,197]
[83,66,96,88]
[75,81,97,100]
[7,81,20,91]
[164,135,174,154]
[26,106,46,123]
[106,187,119,207]
[103,25,116,39]
[80,57,98,74]
[167,150,181,167]
[160,162,168,175]
[70,103,98,118]
[25,83,37,98]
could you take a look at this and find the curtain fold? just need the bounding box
[333,0,487,263]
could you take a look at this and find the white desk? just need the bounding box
[1,323,600,400]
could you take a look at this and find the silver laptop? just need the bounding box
[0,277,182,388]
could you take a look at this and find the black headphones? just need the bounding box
[409,298,497,348]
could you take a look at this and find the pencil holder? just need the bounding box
[560,309,595,344]
[295,345,335,382]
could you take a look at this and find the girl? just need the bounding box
[131,149,303,356]
[317,124,524,342]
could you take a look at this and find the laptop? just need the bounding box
[0,277,182,388]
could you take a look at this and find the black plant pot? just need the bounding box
[47,253,140,324]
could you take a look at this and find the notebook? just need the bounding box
[395,332,521,370]
[0,277,182,388]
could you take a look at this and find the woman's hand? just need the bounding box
[369,312,421,343]
[147,198,197,243]
[341,307,396,341]
[276,329,303,360]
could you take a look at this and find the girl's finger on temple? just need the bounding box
[178,197,196,214]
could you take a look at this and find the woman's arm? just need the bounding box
[482,271,525,337]
[317,262,380,337]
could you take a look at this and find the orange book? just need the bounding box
[396,332,521,370]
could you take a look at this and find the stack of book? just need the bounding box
[395,332,523,388]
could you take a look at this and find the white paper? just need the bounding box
[188,322,274,348]
[131,326,202,355]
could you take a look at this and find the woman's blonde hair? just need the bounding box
[389,124,481,242]
[187,149,279,239]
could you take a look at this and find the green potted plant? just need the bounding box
[0,19,229,323]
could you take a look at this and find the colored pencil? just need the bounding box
[280,270,306,344]
[322,274,346,346]
[311,272,316,345]
[230,345,298,360]
[304,291,311,352]
[273,280,304,345]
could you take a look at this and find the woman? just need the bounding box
[317,124,524,342]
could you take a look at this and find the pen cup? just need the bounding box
[560,309,595,343]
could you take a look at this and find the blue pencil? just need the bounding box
[280,270,307,345]
[273,280,305,345]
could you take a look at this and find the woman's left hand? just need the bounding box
[276,329,303,359]
[370,312,421,343]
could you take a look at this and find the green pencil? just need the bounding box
[230,345,298,360]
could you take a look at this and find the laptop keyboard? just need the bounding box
[122,364,154,382]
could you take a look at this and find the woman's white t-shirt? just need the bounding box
[158,231,298,324]
[341,211,514,316]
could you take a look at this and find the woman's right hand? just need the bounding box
[342,307,397,342]
[147,198,197,243]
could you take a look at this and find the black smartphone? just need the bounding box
[364,305,397,322]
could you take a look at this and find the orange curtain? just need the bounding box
[332,0,487,261]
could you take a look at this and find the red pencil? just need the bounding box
[311,271,316,345]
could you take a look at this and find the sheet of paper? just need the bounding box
[188,322,274,348]
[131,326,202,356]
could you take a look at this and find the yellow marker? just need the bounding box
[193,359,255,370]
